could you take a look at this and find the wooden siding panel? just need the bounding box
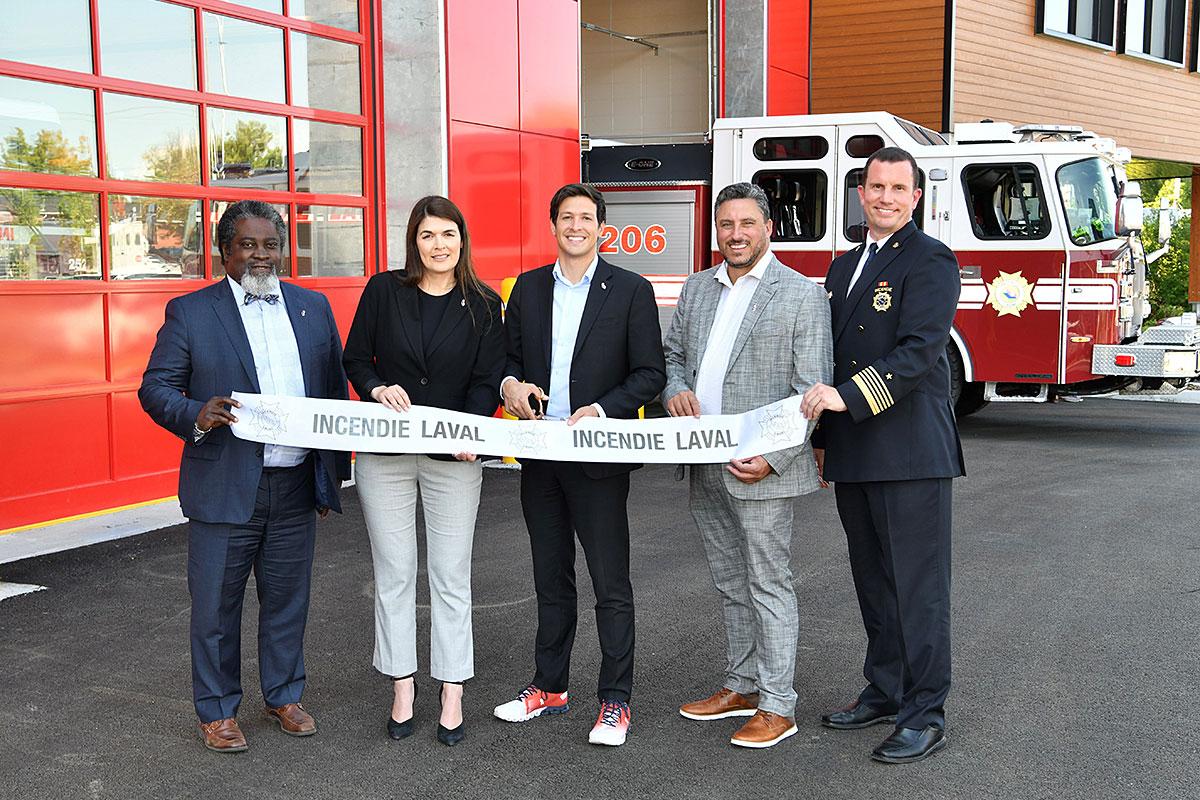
[954,0,1200,163]
[810,0,945,131]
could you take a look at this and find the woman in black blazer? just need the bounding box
[343,196,504,747]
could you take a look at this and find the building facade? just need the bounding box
[1,0,811,532]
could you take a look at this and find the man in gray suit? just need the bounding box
[664,182,832,749]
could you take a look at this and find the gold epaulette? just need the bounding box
[850,366,894,415]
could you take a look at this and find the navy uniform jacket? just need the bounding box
[812,221,965,483]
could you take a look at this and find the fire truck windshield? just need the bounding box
[1056,157,1119,246]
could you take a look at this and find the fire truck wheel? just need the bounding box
[947,344,988,417]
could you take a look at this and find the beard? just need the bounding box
[239,267,281,297]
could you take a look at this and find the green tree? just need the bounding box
[1139,177,1193,321]
[1,127,94,177]
[215,120,283,170]
[145,134,200,184]
[1,128,98,278]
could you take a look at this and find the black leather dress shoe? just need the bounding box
[820,700,898,730]
[870,725,946,764]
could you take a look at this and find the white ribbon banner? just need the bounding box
[230,392,811,464]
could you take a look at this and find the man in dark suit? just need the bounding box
[802,147,964,764]
[492,183,666,747]
[139,200,350,753]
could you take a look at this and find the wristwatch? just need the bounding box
[192,423,210,444]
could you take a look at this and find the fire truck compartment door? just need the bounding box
[735,124,837,257]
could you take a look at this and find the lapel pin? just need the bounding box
[892,242,899,248]
[827,291,833,299]
[300,309,306,317]
[601,282,607,290]
[461,298,466,307]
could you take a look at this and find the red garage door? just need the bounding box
[0,0,382,531]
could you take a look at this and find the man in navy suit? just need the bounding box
[803,147,964,764]
[140,200,350,753]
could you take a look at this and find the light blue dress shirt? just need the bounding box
[228,277,309,467]
[545,257,597,420]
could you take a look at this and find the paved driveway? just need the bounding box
[0,399,1196,799]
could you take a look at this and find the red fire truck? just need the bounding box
[584,113,1200,415]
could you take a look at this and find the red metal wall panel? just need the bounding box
[768,0,810,78]
[0,396,111,501]
[109,290,191,383]
[767,67,809,116]
[517,0,580,140]
[449,121,524,287]
[111,390,181,479]
[446,0,520,129]
[765,0,810,115]
[520,132,581,268]
[0,294,107,392]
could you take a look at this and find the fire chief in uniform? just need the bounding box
[803,147,964,764]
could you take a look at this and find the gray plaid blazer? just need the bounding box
[663,255,833,500]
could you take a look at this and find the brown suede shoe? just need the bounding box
[199,718,248,753]
[679,688,759,721]
[265,703,317,736]
[730,710,798,749]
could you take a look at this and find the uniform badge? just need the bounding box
[985,270,1034,317]
[872,284,892,312]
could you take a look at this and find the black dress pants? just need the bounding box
[834,477,952,730]
[520,459,634,703]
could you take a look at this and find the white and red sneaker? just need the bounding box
[493,684,570,723]
[588,700,630,746]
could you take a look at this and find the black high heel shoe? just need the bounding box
[387,674,416,740]
[437,681,465,746]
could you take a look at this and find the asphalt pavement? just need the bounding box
[1,398,1197,800]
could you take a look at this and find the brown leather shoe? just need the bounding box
[730,710,798,749]
[265,703,317,736]
[679,688,759,721]
[198,718,248,753]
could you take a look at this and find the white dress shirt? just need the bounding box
[228,277,309,467]
[846,231,893,296]
[694,250,772,416]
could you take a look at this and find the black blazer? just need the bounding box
[504,257,666,478]
[343,270,505,439]
[812,221,965,482]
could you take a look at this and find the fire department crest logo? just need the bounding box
[756,403,804,447]
[872,284,892,313]
[246,399,288,441]
[986,270,1035,317]
[507,426,548,455]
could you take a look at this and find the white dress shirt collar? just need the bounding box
[715,248,772,289]
[552,255,599,287]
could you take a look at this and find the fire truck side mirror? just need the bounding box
[1116,194,1143,236]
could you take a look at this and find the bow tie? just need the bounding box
[243,292,280,306]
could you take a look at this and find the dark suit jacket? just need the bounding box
[812,221,966,482]
[504,257,666,479]
[139,279,351,524]
[342,270,505,441]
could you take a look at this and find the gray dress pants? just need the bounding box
[689,463,799,717]
[356,453,483,682]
